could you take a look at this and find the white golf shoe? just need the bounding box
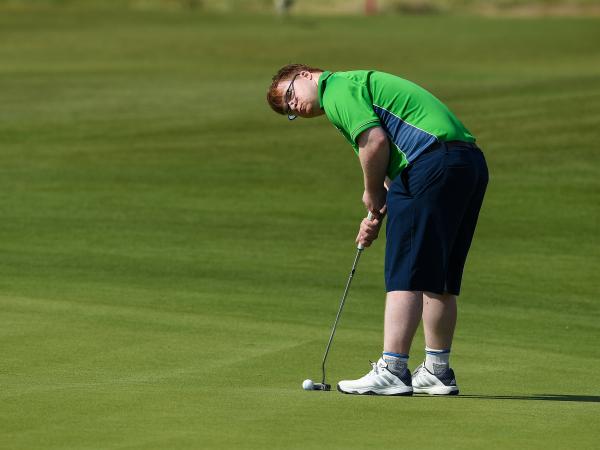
[337,358,413,396]
[412,363,459,395]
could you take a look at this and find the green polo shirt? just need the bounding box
[318,70,475,180]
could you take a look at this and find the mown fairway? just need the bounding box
[1,7,599,449]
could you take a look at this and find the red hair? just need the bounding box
[266,63,325,115]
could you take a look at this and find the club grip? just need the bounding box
[357,211,375,250]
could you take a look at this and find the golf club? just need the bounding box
[303,211,374,391]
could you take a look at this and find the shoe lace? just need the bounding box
[368,360,384,376]
[366,360,376,375]
[412,363,428,382]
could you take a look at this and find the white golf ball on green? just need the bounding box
[302,379,314,390]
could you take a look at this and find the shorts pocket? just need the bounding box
[407,151,447,198]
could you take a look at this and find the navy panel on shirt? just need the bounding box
[374,104,438,163]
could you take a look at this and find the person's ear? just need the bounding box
[299,70,312,80]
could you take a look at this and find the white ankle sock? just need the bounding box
[425,347,450,375]
[382,351,409,375]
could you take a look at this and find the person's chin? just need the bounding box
[301,107,317,118]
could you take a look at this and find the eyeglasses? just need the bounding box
[284,74,300,120]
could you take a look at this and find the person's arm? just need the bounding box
[355,126,389,248]
[357,126,389,216]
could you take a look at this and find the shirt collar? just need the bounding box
[317,71,333,109]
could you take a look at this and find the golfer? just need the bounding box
[266,64,488,395]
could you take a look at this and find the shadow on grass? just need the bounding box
[455,394,600,403]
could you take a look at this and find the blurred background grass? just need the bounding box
[1,0,599,15]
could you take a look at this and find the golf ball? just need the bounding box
[302,379,314,390]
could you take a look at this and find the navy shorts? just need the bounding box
[385,141,488,295]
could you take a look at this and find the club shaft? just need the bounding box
[321,247,364,385]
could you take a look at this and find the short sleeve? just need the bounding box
[324,78,381,147]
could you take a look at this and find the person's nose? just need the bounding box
[289,97,298,111]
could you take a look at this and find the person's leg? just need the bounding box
[412,291,459,394]
[384,290,423,355]
[422,291,456,350]
[411,145,484,396]
[420,291,456,378]
[337,290,420,396]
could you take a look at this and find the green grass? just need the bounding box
[1,8,599,450]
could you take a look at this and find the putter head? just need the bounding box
[314,383,331,391]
